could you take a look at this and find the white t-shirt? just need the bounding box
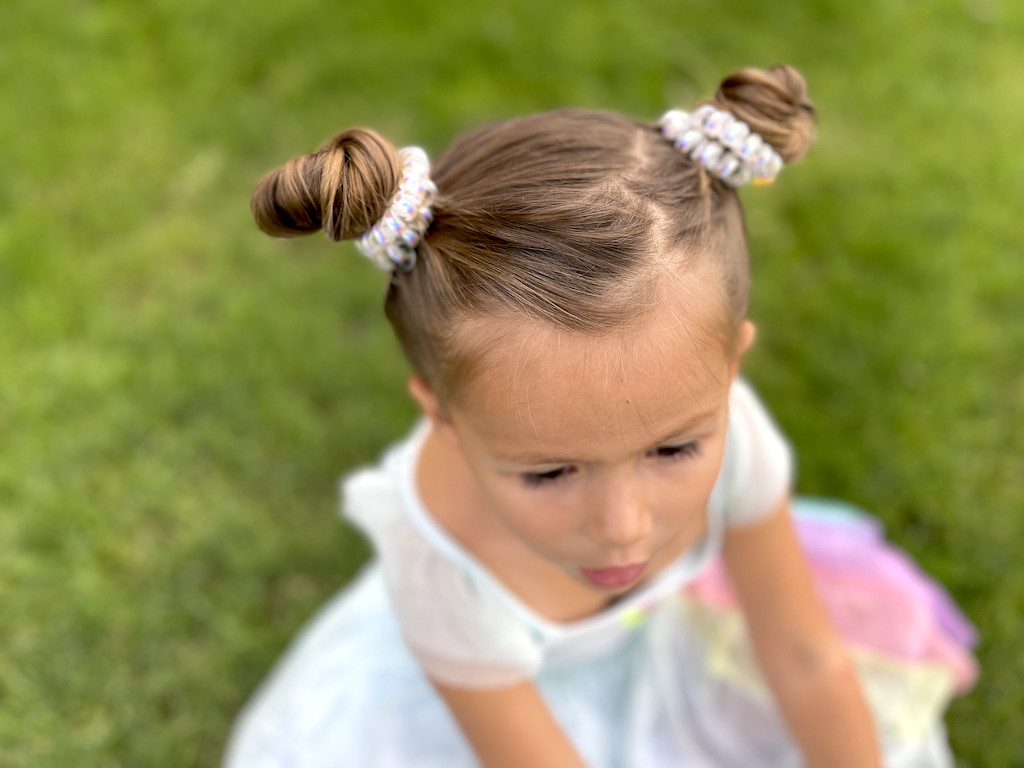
[341,378,793,689]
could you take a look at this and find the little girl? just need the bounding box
[225,65,976,768]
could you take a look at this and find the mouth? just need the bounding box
[579,561,648,590]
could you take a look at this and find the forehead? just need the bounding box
[451,280,733,464]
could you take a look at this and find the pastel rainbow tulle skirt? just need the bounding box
[684,497,978,748]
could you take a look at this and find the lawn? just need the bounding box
[2,0,1022,765]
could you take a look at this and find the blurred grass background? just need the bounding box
[2,0,1021,765]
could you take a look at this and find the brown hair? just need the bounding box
[252,65,815,399]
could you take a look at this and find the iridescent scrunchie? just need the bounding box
[355,147,436,272]
[659,105,784,188]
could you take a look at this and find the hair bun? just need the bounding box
[713,65,816,164]
[251,128,401,241]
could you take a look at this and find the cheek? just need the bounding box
[477,477,582,547]
[500,488,579,538]
[659,438,728,510]
[697,438,728,493]
[697,444,728,491]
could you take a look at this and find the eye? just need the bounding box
[521,466,575,488]
[650,442,701,461]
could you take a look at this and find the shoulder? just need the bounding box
[717,378,795,527]
[339,423,544,689]
[727,378,792,460]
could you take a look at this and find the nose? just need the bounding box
[586,468,653,549]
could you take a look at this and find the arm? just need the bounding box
[429,677,586,768]
[722,497,883,768]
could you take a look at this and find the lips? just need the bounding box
[579,562,647,589]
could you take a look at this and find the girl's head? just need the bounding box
[253,65,813,402]
[252,66,814,588]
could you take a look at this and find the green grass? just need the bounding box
[2,0,1021,764]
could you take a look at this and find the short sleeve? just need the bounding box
[719,379,795,527]
[341,462,544,690]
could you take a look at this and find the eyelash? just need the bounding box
[520,466,574,488]
[519,442,701,488]
[652,442,702,460]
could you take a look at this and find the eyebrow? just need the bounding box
[491,408,720,466]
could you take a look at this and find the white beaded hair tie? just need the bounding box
[355,146,436,272]
[658,105,784,188]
